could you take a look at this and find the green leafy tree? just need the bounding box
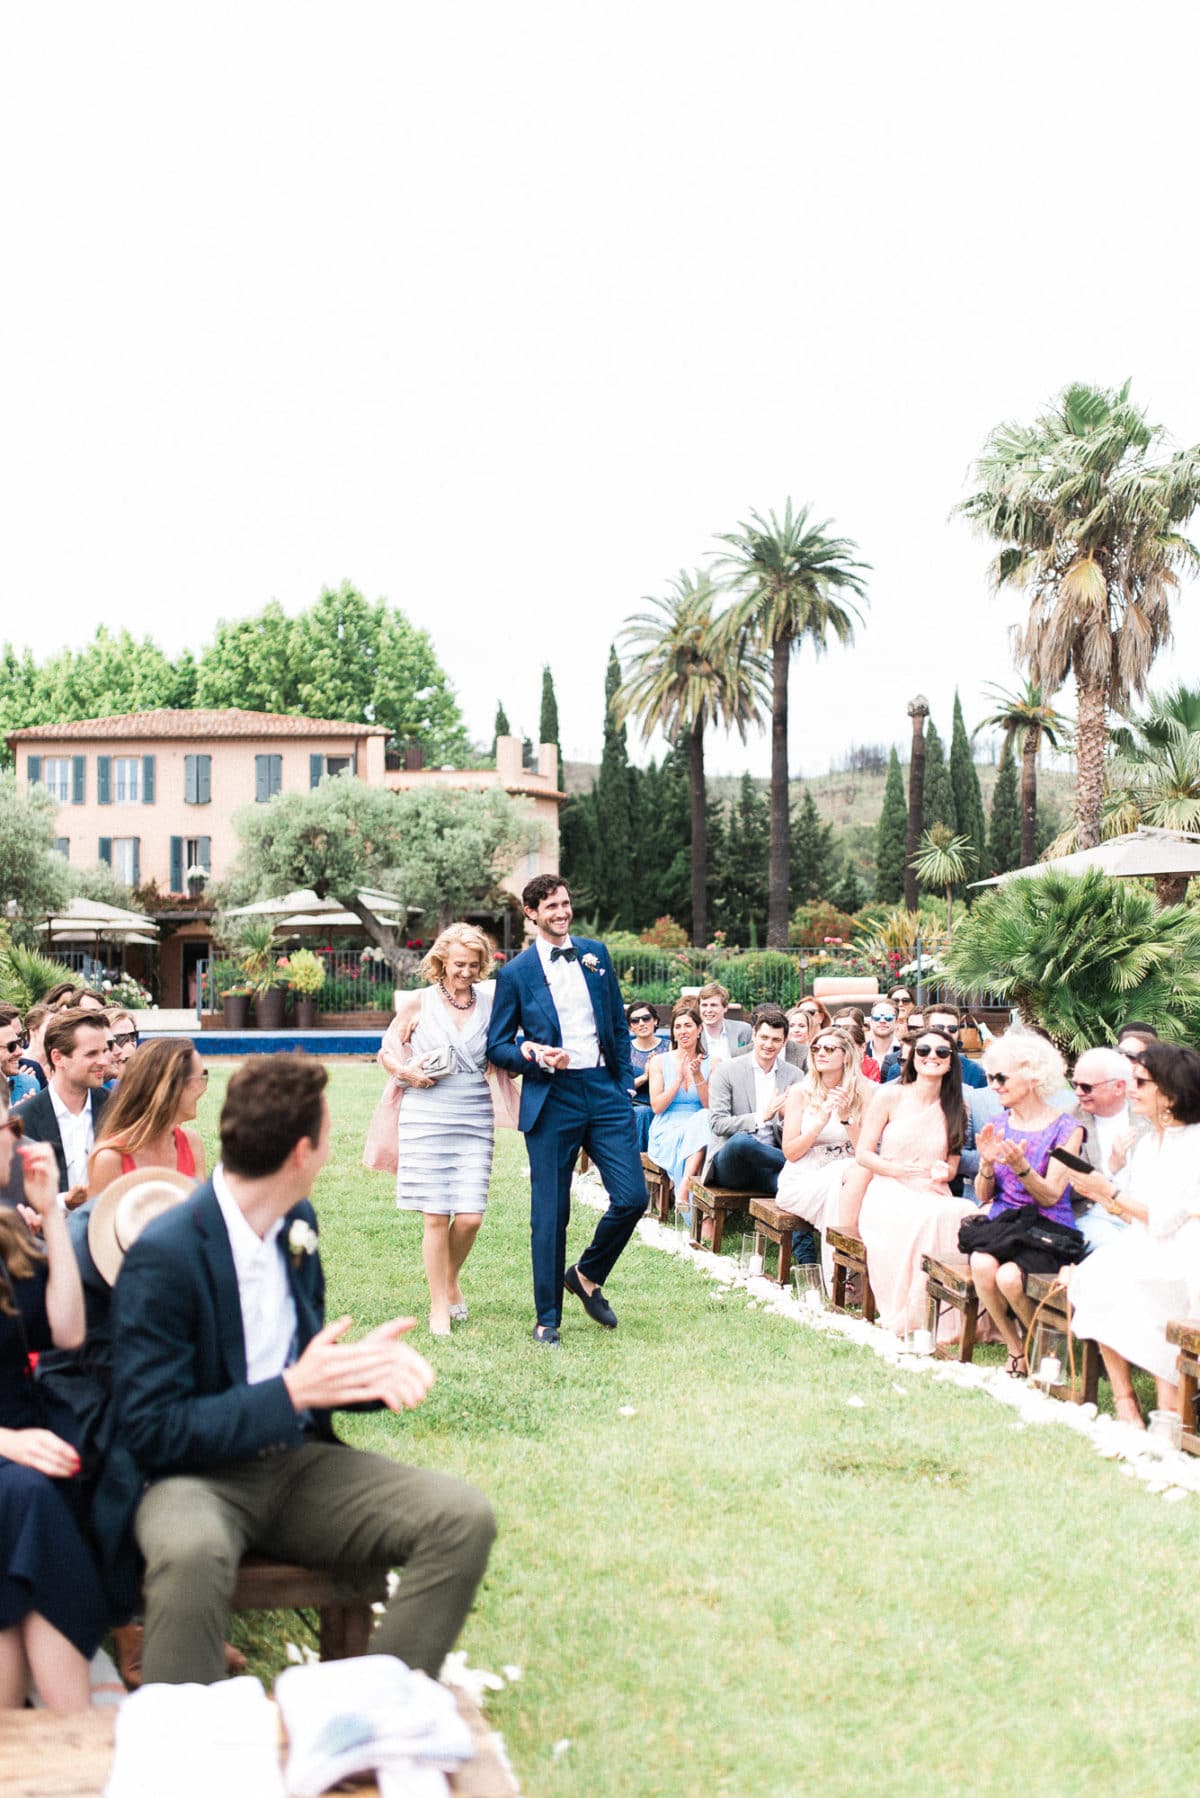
[629,751,691,932]
[1101,684,1200,903]
[904,697,929,910]
[831,864,866,914]
[987,740,1021,875]
[712,773,770,944]
[909,824,973,934]
[790,786,839,904]
[195,601,302,713]
[975,680,1067,869]
[714,500,868,945]
[539,666,564,792]
[875,747,908,904]
[947,868,1200,1053]
[595,645,634,928]
[0,772,70,938]
[492,701,511,757]
[959,380,1200,849]
[921,721,955,837]
[559,790,601,914]
[948,691,986,890]
[616,572,768,944]
[0,935,78,1008]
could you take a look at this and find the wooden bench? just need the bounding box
[1025,1273,1100,1406]
[229,1556,389,1661]
[689,1182,755,1256]
[921,1256,979,1362]
[826,1228,876,1322]
[1167,1320,1200,1454]
[748,1197,801,1287]
[640,1152,673,1223]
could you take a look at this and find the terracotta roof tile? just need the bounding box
[6,708,391,744]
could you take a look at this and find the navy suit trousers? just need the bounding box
[525,1069,647,1327]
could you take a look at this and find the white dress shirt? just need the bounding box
[1091,1105,1131,1176]
[752,1062,779,1137]
[213,1163,298,1385]
[49,1083,97,1190]
[535,936,601,1069]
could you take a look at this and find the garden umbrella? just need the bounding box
[971,827,1200,888]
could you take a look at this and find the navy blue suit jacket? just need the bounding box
[13,1084,110,1192]
[487,937,633,1131]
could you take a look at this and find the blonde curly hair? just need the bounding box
[419,923,495,986]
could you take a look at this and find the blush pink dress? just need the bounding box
[858,1097,975,1336]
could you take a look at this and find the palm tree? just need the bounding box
[909,825,973,935]
[615,571,769,944]
[713,501,868,945]
[974,680,1068,868]
[958,381,1200,849]
[1105,684,1200,903]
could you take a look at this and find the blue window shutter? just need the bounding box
[142,755,156,803]
[255,755,269,802]
[131,839,141,885]
[97,756,112,805]
[27,755,41,785]
[310,753,323,789]
[99,837,112,865]
[198,754,211,804]
[198,835,212,876]
[55,837,70,859]
[170,837,184,891]
[184,755,197,804]
[270,754,282,796]
[72,755,86,803]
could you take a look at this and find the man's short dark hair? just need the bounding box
[750,1004,788,1036]
[522,873,569,912]
[1118,1021,1159,1039]
[927,1002,960,1023]
[220,1055,328,1178]
[45,1008,108,1065]
[0,1004,20,1030]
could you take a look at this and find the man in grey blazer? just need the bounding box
[704,1004,803,1191]
[1068,1046,1148,1252]
[698,983,753,1065]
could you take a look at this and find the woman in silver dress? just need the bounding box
[382,923,499,1338]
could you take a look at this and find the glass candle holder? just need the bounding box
[1147,1409,1183,1453]
[792,1264,827,1313]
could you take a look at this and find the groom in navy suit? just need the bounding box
[488,875,647,1345]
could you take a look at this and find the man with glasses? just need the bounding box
[1068,1047,1147,1252]
[863,1005,900,1079]
[107,1011,141,1083]
[0,1006,37,1104]
[925,1004,987,1089]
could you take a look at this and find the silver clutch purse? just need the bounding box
[419,1044,457,1081]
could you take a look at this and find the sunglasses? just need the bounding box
[812,1040,844,1054]
[112,1030,139,1050]
[629,1015,655,1025]
[870,1010,896,1023]
[800,1007,821,1017]
[1132,1073,1154,1088]
[986,1071,1009,1087]
[0,1036,24,1055]
[0,1114,24,1140]
[1070,1078,1118,1097]
[914,1042,952,1061]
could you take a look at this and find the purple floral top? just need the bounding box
[987,1112,1079,1228]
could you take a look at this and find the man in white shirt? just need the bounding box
[704,1006,803,1192]
[109,1054,495,1685]
[697,983,752,1064]
[14,1007,111,1197]
[862,1003,899,1077]
[1070,1047,1145,1252]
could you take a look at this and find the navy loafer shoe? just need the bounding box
[563,1264,618,1329]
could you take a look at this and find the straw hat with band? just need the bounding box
[88,1167,197,1286]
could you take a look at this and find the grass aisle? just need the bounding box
[207,1064,1198,1796]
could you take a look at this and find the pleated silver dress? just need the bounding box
[395,984,495,1215]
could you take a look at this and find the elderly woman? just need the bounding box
[775,1027,865,1244]
[1069,1042,1200,1426]
[383,924,505,1338]
[968,1032,1084,1376]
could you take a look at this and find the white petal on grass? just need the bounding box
[552,1740,571,1759]
[617,1405,636,1418]
[501,1665,522,1681]
[846,1396,866,1409]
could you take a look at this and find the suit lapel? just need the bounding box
[193,1187,248,1386]
[519,945,562,1045]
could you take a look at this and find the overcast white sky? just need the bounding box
[5,2,1200,776]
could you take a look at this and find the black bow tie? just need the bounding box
[550,945,577,963]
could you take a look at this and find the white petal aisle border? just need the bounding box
[571,1168,1200,1508]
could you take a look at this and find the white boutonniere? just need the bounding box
[287,1219,319,1266]
[581,952,602,974]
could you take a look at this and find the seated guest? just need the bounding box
[697,983,751,1064]
[797,998,832,1033]
[105,1012,141,1084]
[627,1001,667,1152]
[14,1010,111,1200]
[0,1094,108,1711]
[108,1054,495,1685]
[1116,1020,1158,1060]
[647,1003,711,1216]
[925,1003,987,1088]
[87,1038,207,1192]
[784,1007,810,1071]
[856,1027,972,1336]
[776,1027,866,1259]
[888,987,914,1028]
[1069,1048,1146,1252]
[833,1012,878,1082]
[1069,1041,1200,1426]
[967,1032,1084,1376]
[0,1008,36,1104]
[703,1005,802,1194]
[862,1003,900,1080]
[883,1012,925,1082]
[16,1004,50,1095]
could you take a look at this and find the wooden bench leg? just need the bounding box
[862,1271,877,1326]
[777,1231,792,1290]
[710,1210,726,1256]
[318,1599,373,1660]
[1081,1338,1101,1407]
[960,1293,978,1364]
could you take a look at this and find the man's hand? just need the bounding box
[15,1142,61,1221]
[521,1041,569,1072]
[283,1316,436,1414]
[0,1425,81,1478]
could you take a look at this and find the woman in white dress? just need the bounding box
[775,1028,866,1258]
[1069,1041,1200,1425]
[383,923,499,1338]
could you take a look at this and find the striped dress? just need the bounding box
[395,984,495,1215]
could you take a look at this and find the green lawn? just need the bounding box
[202,1062,1198,1797]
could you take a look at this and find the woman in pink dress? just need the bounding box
[855,1027,972,1336]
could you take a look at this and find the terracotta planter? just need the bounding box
[222,994,250,1030]
[253,987,286,1030]
[293,995,318,1029]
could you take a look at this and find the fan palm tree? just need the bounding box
[909,825,973,935]
[615,571,769,945]
[958,381,1200,849]
[713,501,868,945]
[974,680,1068,868]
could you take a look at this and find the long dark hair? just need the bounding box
[669,1002,702,1048]
[901,1025,966,1153]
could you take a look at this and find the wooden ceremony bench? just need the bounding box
[231,1556,389,1661]
[748,1197,801,1288]
[826,1228,876,1322]
[921,1256,979,1362]
[1024,1273,1100,1406]
[640,1152,673,1223]
[689,1181,755,1256]
[1167,1320,1200,1454]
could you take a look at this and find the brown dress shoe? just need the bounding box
[112,1622,144,1690]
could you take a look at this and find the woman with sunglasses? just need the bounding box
[776,1029,866,1254]
[627,1002,666,1151]
[1067,1042,1200,1426]
[855,1027,973,1336]
[86,1038,207,1195]
[969,1033,1083,1375]
[798,998,832,1033]
[647,1002,712,1221]
[0,1092,108,1710]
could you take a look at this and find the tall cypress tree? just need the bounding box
[594,645,634,927]
[922,721,956,834]
[492,701,511,756]
[713,773,770,943]
[987,740,1021,875]
[875,747,908,904]
[539,665,564,791]
[949,691,986,881]
[559,791,600,909]
[790,786,839,903]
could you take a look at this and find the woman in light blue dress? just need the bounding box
[647,1002,711,1217]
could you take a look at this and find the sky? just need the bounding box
[5,2,1200,778]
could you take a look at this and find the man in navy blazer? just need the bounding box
[487,875,647,1345]
[110,1054,494,1684]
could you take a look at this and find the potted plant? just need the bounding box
[281,948,326,1029]
[235,921,287,1030]
[220,983,252,1030]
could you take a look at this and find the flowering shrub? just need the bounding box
[639,916,689,949]
[101,973,154,1011]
